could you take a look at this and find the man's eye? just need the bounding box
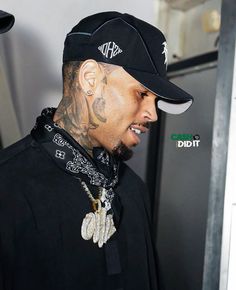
[139,91,148,98]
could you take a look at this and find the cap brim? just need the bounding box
[0,11,15,34]
[124,67,194,114]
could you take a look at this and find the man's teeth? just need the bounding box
[130,127,141,135]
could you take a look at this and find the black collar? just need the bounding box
[31,108,119,189]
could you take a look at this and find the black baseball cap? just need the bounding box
[0,10,15,34]
[63,12,194,114]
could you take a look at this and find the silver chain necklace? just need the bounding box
[80,180,116,248]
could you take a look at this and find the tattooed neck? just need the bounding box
[53,93,98,156]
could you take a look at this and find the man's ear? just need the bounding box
[79,60,101,95]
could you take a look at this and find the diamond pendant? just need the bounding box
[81,199,116,248]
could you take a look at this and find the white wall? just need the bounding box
[184,0,221,58]
[155,0,221,63]
[0,0,154,136]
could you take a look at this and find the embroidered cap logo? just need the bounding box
[98,41,123,59]
[162,41,168,68]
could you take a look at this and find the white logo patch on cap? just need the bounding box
[162,41,168,68]
[98,42,123,59]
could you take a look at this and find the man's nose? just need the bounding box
[142,99,158,122]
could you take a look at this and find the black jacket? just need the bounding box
[0,135,158,290]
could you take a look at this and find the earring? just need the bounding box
[86,90,93,96]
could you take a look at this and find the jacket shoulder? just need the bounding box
[0,135,33,166]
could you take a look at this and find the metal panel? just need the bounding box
[202,0,236,289]
[126,132,150,181]
[224,204,236,290]
[155,65,217,290]
[219,22,236,290]
[219,44,236,290]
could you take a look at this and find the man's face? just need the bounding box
[88,65,158,160]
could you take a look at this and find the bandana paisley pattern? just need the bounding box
[31,108,119,213]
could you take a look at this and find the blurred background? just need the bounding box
[0,1,235,290]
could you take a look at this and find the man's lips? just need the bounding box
[126,123,149,146]
[129,123,149,134]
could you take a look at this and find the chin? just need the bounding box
[111,142,133,161]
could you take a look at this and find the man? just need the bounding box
[0,12,193,290]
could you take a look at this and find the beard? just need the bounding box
[111,141,133,161]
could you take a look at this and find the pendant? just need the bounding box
[81,199,116,247]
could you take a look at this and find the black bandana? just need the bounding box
[31,108,119,190]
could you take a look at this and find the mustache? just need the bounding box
[132,122,150,129]
[143,123,150,129]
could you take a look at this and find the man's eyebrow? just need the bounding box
[138,83,158,99]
